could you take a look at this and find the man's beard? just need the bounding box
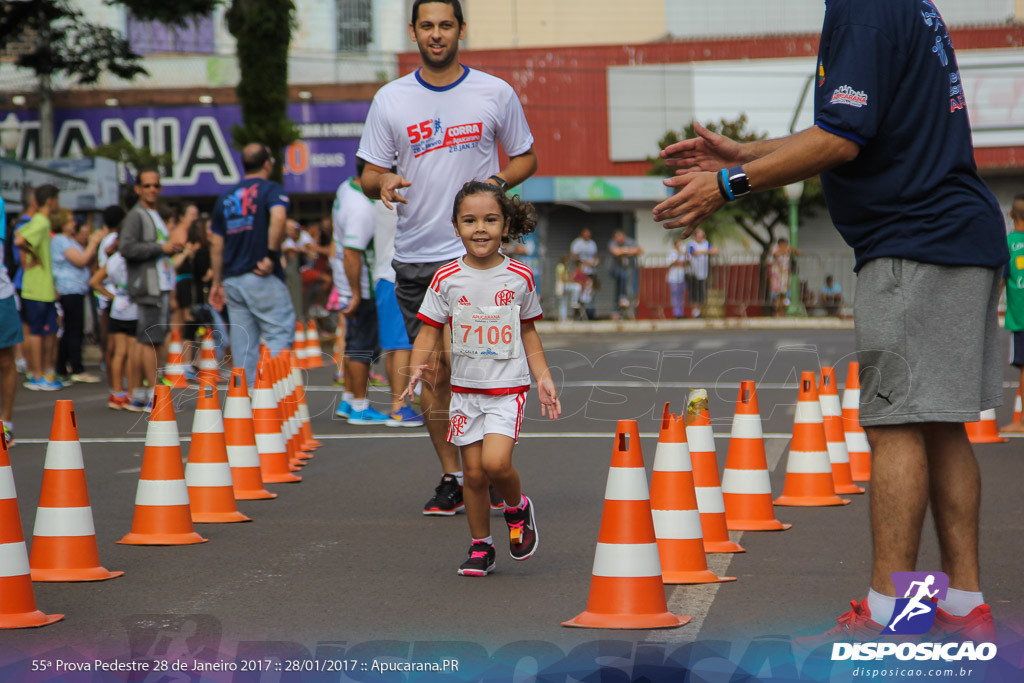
[418,42,458,70]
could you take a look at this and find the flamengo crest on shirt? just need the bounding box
[830,85,868,108]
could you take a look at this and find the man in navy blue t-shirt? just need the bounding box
[209,143,296,385]
[653,0,1004,646]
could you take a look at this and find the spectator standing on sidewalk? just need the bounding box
[0,196,24,445]
[14,184,62,391]
[569,227,599,277]
[96,205,126,392]
[686,228,717,318]
[209,143,296,386]
[666,235,689,318]
[120,169,182,410]
[51,210,106,383]
[766,237,796,317]
[608,229,643,316]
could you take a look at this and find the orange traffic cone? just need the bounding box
[1014,388,1021,423]
[224,369,277,500]
[185,382,252,523]
[965,409,1008,444]
[0,430,64,629]
[650,404,734,585]
[721,381,792,531]
[775,372,851,507]
[163,330,190,388]
[563,421,690,629]
[196,331,219,386]
[275,355,307,469]
[279,352,311,462]
[819,367,865,495]
[29,401,124,581]
[118,386,208,545]
[843,362,871,482]
[684,390,744,553]
[290,352,322,450]
[305,320,324,369]
[253,362,301,483]
[294,322,310,369]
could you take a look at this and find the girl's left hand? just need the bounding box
[537,376,561,420]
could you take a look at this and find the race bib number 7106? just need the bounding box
[451,304,521,359]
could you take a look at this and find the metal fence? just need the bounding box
[635,252,858,319]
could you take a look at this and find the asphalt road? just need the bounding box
[1,329,1021,682]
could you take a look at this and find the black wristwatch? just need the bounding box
[489,175,509,192]
[723,166,751,200]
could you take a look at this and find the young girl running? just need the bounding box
[404,181,561,577]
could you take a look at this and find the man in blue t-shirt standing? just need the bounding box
[653,0,1005,646]
[209,143,296,385]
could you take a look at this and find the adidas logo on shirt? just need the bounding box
[458,296,471,306]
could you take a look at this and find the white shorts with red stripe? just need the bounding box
[447,391,528,446]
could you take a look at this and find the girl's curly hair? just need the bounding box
[451,180,538,243]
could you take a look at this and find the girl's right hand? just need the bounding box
[399,364,429,402]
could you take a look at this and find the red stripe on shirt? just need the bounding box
[428,261,462,291]
[416,312,444,328]
[521,314,543,324]
[506,261,536,291]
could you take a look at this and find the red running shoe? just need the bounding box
[933,604,997,644]
[793,600,889,654]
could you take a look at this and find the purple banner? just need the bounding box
[1,100,371,196]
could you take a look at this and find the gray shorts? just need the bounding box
[136,292,171,347]
[854,258,1003,426]
[392,259,452,341]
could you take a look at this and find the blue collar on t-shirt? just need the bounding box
[415,64,470,92]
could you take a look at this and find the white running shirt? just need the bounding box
[332,178,375,299]
[357,66,534,264]
[418,256,542,394]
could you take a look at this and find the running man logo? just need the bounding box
[494,289,515,306]
[884,571,949,634]
[449,414,468,438]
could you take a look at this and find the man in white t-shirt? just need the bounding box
[357,0,538,515]
[569,228,599,276]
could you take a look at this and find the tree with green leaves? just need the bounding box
[648,116,825,303]
[226,0,299,182]
[648,115,824,256]
[2,0,296,179]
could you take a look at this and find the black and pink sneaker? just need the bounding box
[423,474,464,516]
[504,495,538,561]
[457,541,496,577]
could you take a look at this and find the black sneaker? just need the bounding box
[489,485,504,510]
[423,474,464,516]
[504,495,538,560]
[457,541,496,577]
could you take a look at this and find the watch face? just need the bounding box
[728,169,750,197]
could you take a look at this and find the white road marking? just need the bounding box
[646,439,789,644]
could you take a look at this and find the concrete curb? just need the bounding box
[533,317,856,334]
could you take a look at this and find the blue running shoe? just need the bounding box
[347,405,391,426]
[335,400,353,419]
[386,405,424,428]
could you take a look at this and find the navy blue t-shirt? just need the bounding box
[814,0,1008,271]
[210,178,290,280]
